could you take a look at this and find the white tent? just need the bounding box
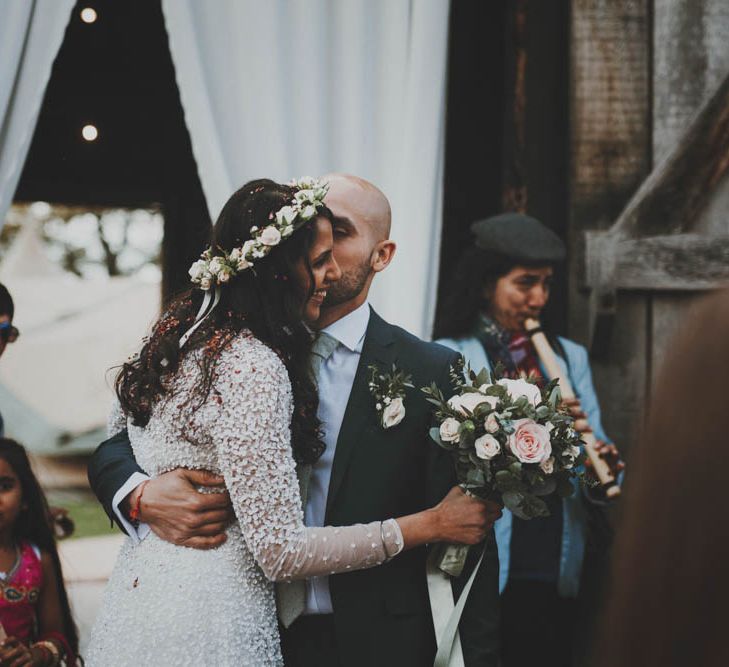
[0,222,160,453]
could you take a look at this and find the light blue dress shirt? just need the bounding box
[303,301,371,615]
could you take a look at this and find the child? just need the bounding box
[0,439,77,666]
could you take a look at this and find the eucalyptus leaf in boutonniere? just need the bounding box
[367,364,414,429]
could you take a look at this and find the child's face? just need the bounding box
[0,459,23,534]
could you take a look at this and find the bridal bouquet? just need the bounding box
[422,365,586,576]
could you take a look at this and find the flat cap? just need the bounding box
[470,212,566,263]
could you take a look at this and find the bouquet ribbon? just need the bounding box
[427,543,486,667]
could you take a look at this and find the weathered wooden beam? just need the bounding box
[612,71,729,238]
[585,232,729,290]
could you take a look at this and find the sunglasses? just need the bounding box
[0,321,19,343]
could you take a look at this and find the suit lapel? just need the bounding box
[325,309,396,519]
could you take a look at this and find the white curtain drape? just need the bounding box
[162,0,450,338]
[0,0,74,225]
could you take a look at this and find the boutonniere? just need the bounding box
[367,364,414,429]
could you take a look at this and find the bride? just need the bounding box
[85,178,488,665]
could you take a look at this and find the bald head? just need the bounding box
[322,173,391,240]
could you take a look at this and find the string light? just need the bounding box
[80,7,97,24]
[82,124,99,142]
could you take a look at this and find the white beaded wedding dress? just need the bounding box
[86,332,402,666]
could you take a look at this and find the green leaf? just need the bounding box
[474,367,492,387]
[466,468,486,487]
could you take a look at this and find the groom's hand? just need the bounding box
[128,469,234,549]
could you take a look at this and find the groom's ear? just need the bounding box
[371,240,397,273]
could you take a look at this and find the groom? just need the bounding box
[88,174,501,666]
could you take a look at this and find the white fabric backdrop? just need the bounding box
[0,0,74,225]
[162,0,450,338]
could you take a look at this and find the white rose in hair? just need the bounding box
[540,456,555,474]
[498,378,542,406]
[440,417,461,443]
[475,434,501,460]
[382,397,405,429]
[301,204,318,220]
[276,206,297,226]
[259,226,282,246]
[484,412,500,434]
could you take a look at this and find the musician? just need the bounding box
[433,213,623,667]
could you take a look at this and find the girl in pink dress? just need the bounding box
[0,439,77,666]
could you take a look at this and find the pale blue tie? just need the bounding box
[276,331,339,628]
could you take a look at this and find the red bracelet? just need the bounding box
[128,480,150,524]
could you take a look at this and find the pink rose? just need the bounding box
[508,418,552,464]
[259,225,282,246]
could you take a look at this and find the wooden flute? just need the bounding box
[524,318,620,499]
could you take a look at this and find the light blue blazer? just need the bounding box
[435,334,610,598]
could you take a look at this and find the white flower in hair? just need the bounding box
[188,177,329,289]
[259,226,282,246]
[276,206,297,226]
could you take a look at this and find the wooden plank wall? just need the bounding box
[568,0,651,453]
[650,0,729,381]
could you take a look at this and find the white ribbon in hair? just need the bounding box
[179,288,221,349]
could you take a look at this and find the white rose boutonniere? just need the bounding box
[368,364,414,430]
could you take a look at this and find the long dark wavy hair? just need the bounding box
[432,247,520,340]
[116,179,330,464]
[0,439,79,658]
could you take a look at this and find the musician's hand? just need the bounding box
[562,398,592,434]
[585,440,625,479]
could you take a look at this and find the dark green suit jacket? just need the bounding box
[88,309,500,666]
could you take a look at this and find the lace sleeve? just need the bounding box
[212,338,403,582]
[107,398,127,437]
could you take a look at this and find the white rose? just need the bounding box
[439,418,461,443]
[295,189,314,204]
[474,434,501,460]
[241,240,257,258]
[188,260,207,281]
[301,204,318,220]
[259,226,282,246]
[484,412,500,433]
[208,257,225,275]
[540,456,555,474]
[498,378,542,406]
[382,397,405,429]
[228,248,241,263]
[448,392,498,415]
[276,206,297,226]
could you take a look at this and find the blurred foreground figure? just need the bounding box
[596,289,729,667]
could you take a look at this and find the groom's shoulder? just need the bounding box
[372,313,459,368]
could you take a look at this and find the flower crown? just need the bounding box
[188,177,329,290]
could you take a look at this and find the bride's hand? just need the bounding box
[430,487,502,545]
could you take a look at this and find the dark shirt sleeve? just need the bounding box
[425,351,500,667]
[87,429,146,528]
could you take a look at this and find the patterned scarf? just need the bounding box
[474,313,545,387]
